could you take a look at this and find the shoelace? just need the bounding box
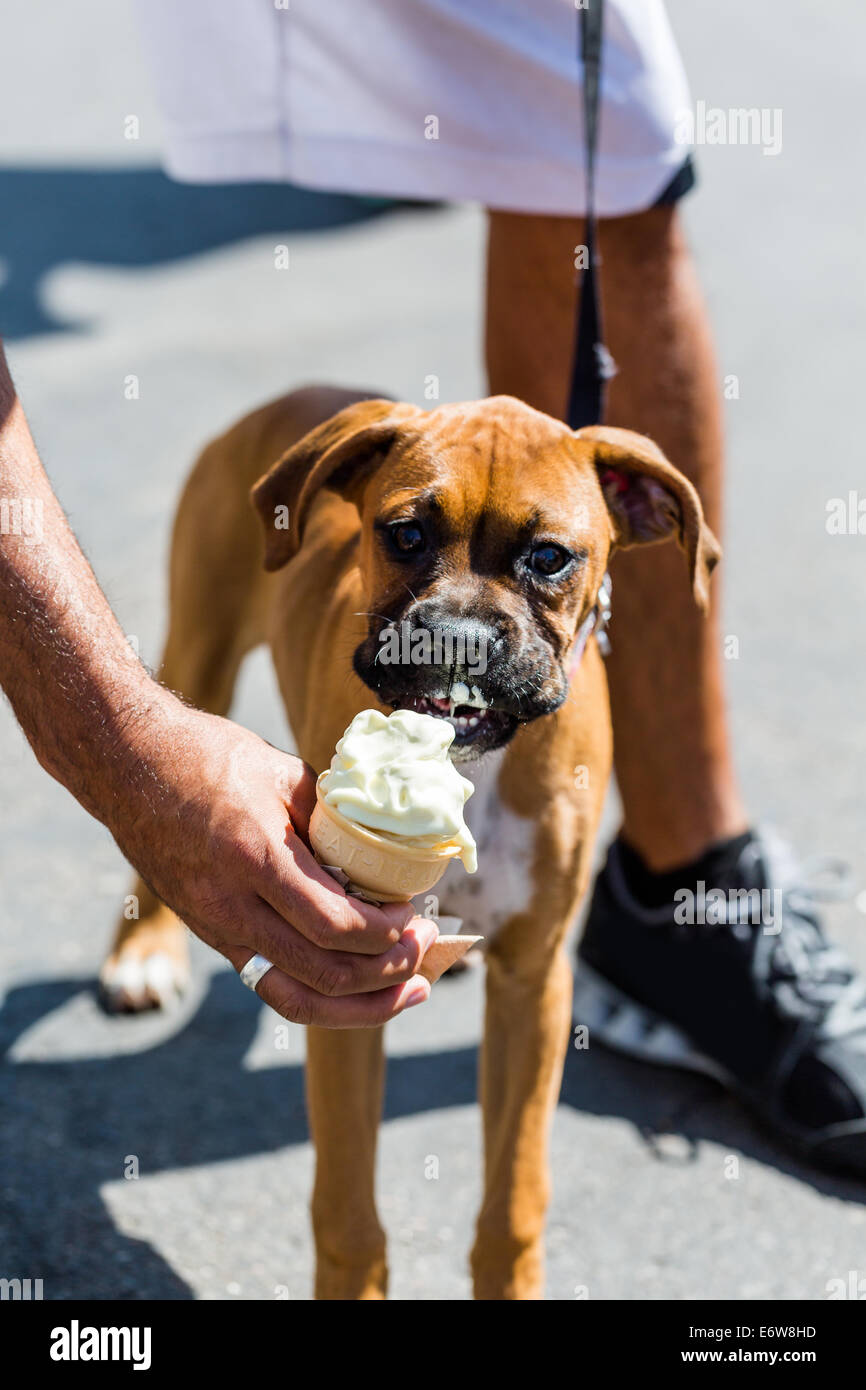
[749,834,866,1040]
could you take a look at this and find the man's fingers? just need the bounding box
[235,902,439,997]
[225,946,432,1027]
[258,828,415,954]
[260,970,432,1028]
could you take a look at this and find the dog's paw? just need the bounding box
[99,916,190,1014]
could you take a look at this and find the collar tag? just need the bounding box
[568,572,612,680]
[594,572,613,656]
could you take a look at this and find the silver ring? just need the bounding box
[239,953,274,993]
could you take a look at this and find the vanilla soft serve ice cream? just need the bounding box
[320,708,477,873]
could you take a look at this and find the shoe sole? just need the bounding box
[574,963,866,1181]
[573,961,732,1086]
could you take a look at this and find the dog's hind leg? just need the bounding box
[100,431,272,1013]
[306,1024,389,1299]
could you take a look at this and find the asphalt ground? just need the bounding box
[1,1,865,1299]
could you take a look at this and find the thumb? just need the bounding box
[278,754,318,840]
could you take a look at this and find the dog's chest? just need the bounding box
[425,750,534,942]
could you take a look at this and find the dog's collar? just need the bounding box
[568,572,612,680]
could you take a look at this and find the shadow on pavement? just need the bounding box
[559,1038,866,1196]
[0,166,425,340]
[1,970,862,1298]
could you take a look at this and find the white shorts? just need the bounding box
[134,0,693,217]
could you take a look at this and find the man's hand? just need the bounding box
[108,699,437,1027]
[0,346,435,1025]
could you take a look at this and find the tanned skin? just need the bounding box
[486,205,747,869]
[0,345,436,1026]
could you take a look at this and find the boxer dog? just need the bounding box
[100,386,719,1299]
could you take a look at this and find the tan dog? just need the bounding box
[101,386,718,1299]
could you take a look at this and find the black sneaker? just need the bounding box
[575,830,866,1178]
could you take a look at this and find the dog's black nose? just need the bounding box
[408,604,500,679]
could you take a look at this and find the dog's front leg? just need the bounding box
[306,1024,388,1299]
[471,924,574,1301]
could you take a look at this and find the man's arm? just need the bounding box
[0,347,434,1024]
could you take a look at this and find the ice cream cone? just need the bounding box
[309,775,463,902]
[416,934,483,984]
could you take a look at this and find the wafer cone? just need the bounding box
[309,774,463,902]
[416,934,483,984]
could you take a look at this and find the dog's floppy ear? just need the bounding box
[251,398,421,571]
[576,424,721,612]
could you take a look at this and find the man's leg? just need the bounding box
[485,204,745,869]
[485,205,866,1182]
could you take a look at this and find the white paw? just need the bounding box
[100,948,189,1014]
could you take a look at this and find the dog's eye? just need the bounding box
[529,543,569,576]
[389,522,426,555]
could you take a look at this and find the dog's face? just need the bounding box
[349,401,613,756]
[252,396,720,760]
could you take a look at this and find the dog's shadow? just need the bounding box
[1,969,862,1299]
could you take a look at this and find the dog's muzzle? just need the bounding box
[354,606,557,756]
[354,577,613,758]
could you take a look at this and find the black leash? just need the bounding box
[566,0,615,430]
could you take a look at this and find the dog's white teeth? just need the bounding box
[449,682,490,710]
[426,686,488,717]
[446,709,484,736]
